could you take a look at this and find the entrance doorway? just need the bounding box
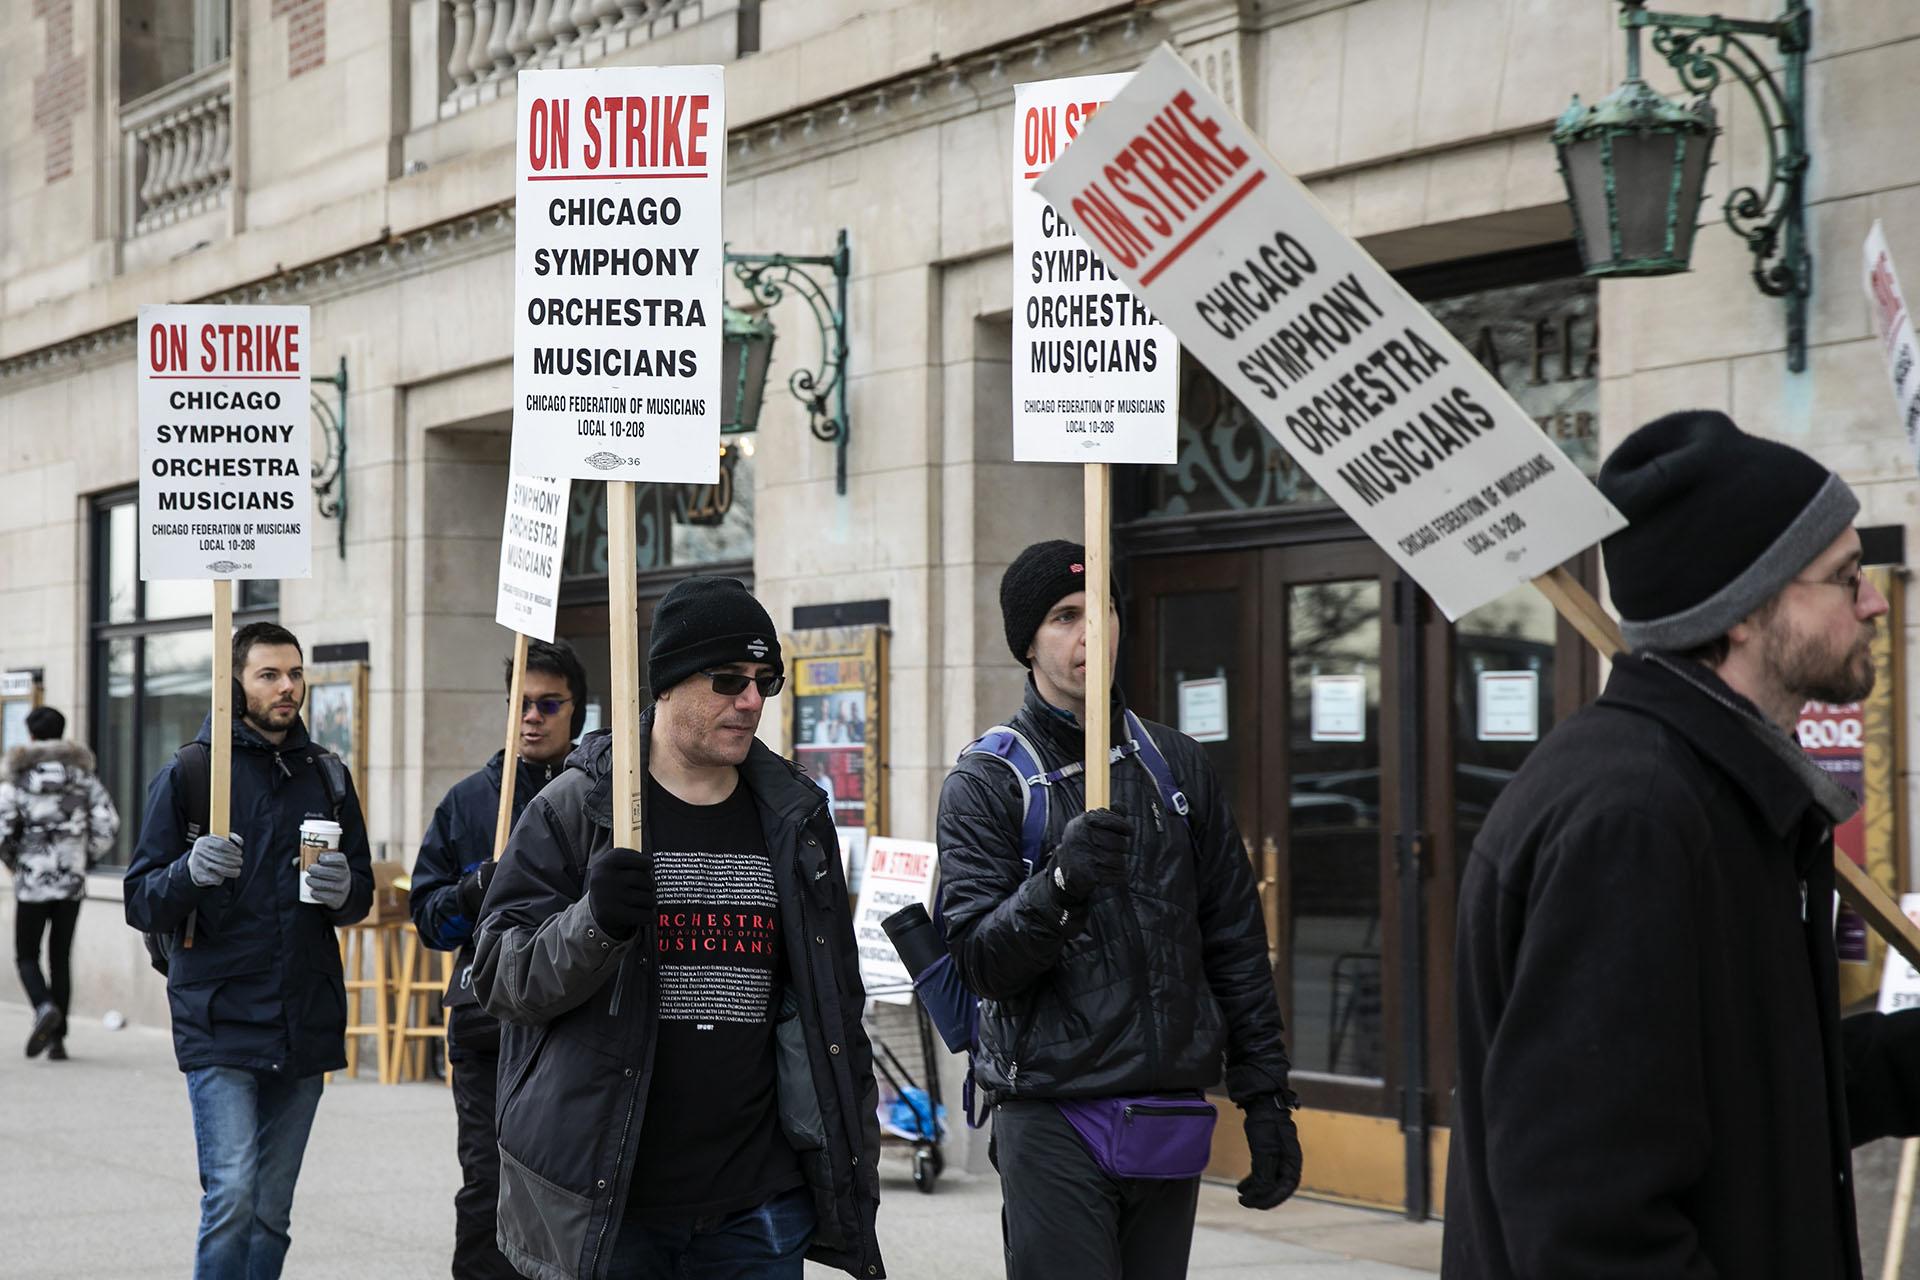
[1126,539,1595,1212]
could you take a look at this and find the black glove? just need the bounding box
[586,847,652,941]
[1049,807,1131,901]
[1237,1092,1303,1210]
[457,859,497,917]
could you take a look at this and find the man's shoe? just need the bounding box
[26,1002,64,1058]
[46,1039,68,1061]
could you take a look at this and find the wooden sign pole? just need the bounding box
[494,631,529,859]
[1529,566,1920,972]
[186,579,236,951]
[606,481,644,851]
[1084,464,1112,810]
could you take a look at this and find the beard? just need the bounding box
[245,692,301,730]
[1761,610,1877,706]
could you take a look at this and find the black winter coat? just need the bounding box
[124,714,373,1077]
[472,718,884,1280]
[409,748,563,1031]
[936,681,1291,1105]
[1446,654,1920,1280]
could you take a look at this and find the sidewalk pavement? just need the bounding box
[0,999,1441,1279]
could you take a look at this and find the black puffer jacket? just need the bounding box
[936,680,1290,1104]
[473,716,883,1280]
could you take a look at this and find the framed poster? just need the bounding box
[0,671,43,754]
[786,625,888,880]
[304,660,368,815]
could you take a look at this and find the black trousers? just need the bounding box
[14,898,80,1019]
[448,1004,518,1280]
[989,1100,1201,1280]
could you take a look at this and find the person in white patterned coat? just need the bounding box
[1,706,119,1059]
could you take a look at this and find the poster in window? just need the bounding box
[787,625,887,867]
[304,660,368,816]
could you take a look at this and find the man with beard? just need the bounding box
[1445,412,1920,1280]
[125,622,373,1279]
[474,576,883,1280]
[410,637,589,1279]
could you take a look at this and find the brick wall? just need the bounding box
[31,0,85,183]
[272,0,327,78]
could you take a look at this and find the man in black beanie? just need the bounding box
[1445,410,1920,1280]
[474,576,883,1280]
[938,539,1301,1279]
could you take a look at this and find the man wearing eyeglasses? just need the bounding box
[1446,411,1920,1280]
[474,575,883,1280]
[409,637,589,1279]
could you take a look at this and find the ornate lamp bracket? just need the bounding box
[1623,0,1812,369]
[724,229,852,494]
[311,356,348,559]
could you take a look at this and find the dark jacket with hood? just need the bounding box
[472,715,884,1280]
[124,713,374,1077]
[410,747,565,1040]
[936,680,1291,1105]
[1445,654,1920,1280]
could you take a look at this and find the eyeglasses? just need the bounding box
[700,670,785,698]
[519,695,573,717]
[1792,569,1864,605]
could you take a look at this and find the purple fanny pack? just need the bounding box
[1055,1095,1218,1180]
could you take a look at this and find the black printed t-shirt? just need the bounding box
[628,776,804,1219]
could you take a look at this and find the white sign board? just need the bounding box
[0,671,38,699]
[1013,74,1179,462]
[512,66,724,485]
[495,474,570,641]
[851,837,938,1004]
[1034,47,1624,619]
[137,304,312,581]
[1177,676,1228,742]
[1477,670,1540,741]
[1310,674,1367,742]
[1878,893,1920,1013]
[1864,221,1920,469]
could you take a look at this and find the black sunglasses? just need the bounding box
[519,695,573,717]
[700,670,785,698]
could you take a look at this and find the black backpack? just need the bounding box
[143,740,351,976]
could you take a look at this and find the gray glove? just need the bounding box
[188,833,245,887]
[305,851,352,911]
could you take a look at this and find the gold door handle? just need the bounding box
[1260,835,1280,968]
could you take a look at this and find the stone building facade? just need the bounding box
[3,0,1918,1212]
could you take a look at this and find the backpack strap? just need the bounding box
[175,741,212,841]
[311,749,350,821]
[1123,710,1192,836]
[957,725,1053,875]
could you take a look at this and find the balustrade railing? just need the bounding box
[441,0,700,117]
[122,61,234,236]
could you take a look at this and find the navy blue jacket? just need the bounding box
[125,714,373,1077]
[409,748,563,1015]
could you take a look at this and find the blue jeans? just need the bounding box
[185,1067,325,1280]
[605,1186,816,1280]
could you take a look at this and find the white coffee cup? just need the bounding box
[298,819,343,904]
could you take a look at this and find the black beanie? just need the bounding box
[1597,410,1858,652]
[647,575,782,697]
[1000,540,1117,666]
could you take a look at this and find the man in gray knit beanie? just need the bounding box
[1445,409,1920,1280]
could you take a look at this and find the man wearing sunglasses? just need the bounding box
[475,575,883,1280]
[1447,412,1920,1279]
[409,637,590,1280]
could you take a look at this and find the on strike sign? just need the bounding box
[1864,221,1920,469]
[137,304,312,581]
[512,65,724,485]
[1013,73,1178,463]
[851,837,939,1004]
[495,473,569,642]
[1034,47,1624,619]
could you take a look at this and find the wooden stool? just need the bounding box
[336,920,402,1083]
[391,930,455,1085]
